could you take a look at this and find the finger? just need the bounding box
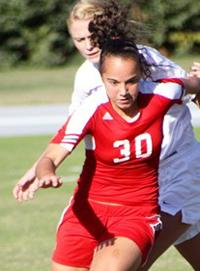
[21,190,30,201]
[189,70,200,78]
[51,176,62,187]
[13,184,23,200]
[39,178,50,187]
[28,190,35,200]
[16,189,24,202]
[26,181,41,199]
[12,185,19,199]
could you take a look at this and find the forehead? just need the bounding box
[102,55,139,74]
[69,19,91,38]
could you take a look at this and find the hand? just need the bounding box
[13,168,40,202]
[192,92,200,108]
[13,169,63,202]
[38,174,63,189]
[188,62,200,108]
[189,62,200,77]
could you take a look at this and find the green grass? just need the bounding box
[0,134,84,271]
[1,128,200,270]
[0,66,78,106]
[0,54,199,270]
[0,54,198,106]
[171,54,200,72]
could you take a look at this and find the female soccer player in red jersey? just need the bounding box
[13,1,200,270]
[35,37,197,271]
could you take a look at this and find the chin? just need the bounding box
[118,105,131,112]
[119,102,131,108]
[89,56,100,64]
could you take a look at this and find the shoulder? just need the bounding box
[137,45,165,62]
[72,87,108,115]
[75,60,101,80]
[74,60,103,90]
[76,60,95,73]
[140,79,184,100]
[137,45,171,64]
[137,45,187,79]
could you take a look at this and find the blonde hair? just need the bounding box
[67,0,106,30]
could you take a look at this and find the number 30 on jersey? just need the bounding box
[113,133,153,163]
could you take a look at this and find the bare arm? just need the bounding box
[36,143,70,188]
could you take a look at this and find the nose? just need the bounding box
[85,38,93,51]
[119,84,128,96]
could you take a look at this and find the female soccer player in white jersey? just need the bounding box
[36,37,192,271]
[13,0,200,269]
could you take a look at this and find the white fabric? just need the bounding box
[69,45,200,244]
[69,61,102,114]
[140,80,185,100]
[160,103,195,160]
[159,140,200,225]
[137,45,187,79]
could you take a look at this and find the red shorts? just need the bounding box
[52,199,161,268]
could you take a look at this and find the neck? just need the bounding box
[111,102,139,121]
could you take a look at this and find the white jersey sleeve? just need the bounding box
[137,45,187,79]
[60,87,108,152]
[69,60,104,114]
[140,79,185,100]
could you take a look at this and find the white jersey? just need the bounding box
[69,61,103,114]
[69,45,195,161]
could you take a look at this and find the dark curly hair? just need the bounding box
[89,0,135,48]
[88,0,151,79]
[99,38,151,79]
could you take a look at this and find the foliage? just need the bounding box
[131,0,200,55]
[0,0,75,67]
[0,0,200,67]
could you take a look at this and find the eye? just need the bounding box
[109,80,118,86]
[127,78,140,85]
[75,37,85,43]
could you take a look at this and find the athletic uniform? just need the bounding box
[69,45,200,245]
[51,80,183,267]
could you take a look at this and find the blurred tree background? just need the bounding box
[0,0,199,68]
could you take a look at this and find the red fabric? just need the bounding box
[52,200,161,267]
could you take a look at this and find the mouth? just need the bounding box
[87,51,99,57]
[119,96,131,102]
[118,99,130,105]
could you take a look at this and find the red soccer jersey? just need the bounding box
[52,80,183,211]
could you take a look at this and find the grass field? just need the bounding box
[1,54,200,270]
[0,54,199,106]
[1,128,200,271]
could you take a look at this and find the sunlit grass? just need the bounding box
[0,54,199,270]
[171,54,200,72]
[1,130,199,270]
[0,66,78,105]
[0,54,199,106]
[0,135,83,271]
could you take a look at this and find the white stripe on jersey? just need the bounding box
[62,135,79,143]
[62,87,108,151]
